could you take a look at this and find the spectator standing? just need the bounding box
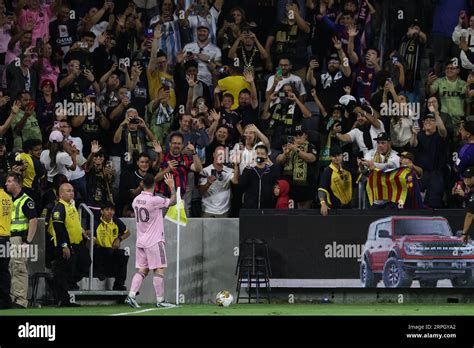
[182,22,222,87]
[427,60,467,134]
[18,138,44,209]
[199,145,237,217]
[50,183,90,305]
[276,124,318,209]
[318,146,353,216]
[11,92,42,152]
[5,172,38,309]
[84,141,115,215]
[334,105,385,156]
[410,113,448,208]
[40,130,76,184]
[233,144,278,210]
[265,2,310,77]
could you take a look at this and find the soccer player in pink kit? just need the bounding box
[125,173,176,308]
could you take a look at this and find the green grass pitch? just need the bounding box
[2,303,474,316]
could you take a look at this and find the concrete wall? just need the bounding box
[28,218,239,304]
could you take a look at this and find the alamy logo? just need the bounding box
[55,100,95,118]
[324,242,365,261]
[380,100,420,119]
[0,242,38,261]
[18,322,56,341]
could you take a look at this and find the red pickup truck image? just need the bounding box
[360,216,474,288]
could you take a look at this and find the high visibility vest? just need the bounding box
[11,193,31,234]
[0,189,12,237]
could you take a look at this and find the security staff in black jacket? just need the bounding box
[49,183,91,307]
[232,144,278,210]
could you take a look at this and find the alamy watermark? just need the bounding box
[0,242,38,262]
[324,242,365,262]
[55,100,95,118]
[380,100,420,120]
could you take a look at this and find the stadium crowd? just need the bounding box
[0,0,473,220]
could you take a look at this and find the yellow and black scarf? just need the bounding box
[372,149,392,164]
[283,141,309,185]
[127,131,143,162]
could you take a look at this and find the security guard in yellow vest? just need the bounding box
[0,174,13,309]
[5,172,38,309]
[50,183,91,307]
[94,202,130,290]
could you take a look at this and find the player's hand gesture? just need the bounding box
[164,173,175,189]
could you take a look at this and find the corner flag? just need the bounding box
[165,187,187,226]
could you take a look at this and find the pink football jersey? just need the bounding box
[132,191,170,248]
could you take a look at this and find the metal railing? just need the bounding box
[78,203,95,291]
[358,177,368,210]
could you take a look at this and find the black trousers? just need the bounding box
[52,242,91,303]
[0,236,11,309]
[94,247,129,287]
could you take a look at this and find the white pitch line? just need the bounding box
[112,308,159,316]
[111,305,180,316]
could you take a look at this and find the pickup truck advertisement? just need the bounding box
[239,210,468,288]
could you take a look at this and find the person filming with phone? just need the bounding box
[11,91,42,151]
[232,144,278,211]
[276,124,317,209]
[265,57,306,105]
[199,145,237,217]
[113,108,157,166]
[261,82,312,152]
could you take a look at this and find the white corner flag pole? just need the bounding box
[175,186,181,305]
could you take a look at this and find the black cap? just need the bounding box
[464,167,474,178]
[330,104,344,114]
[328,53,340,62]
[423,113,436,121]
[294,123,308,135]
[361,104,373,115]
[411,18,421,29]
[373,132,391,142]
[330,146,343,157]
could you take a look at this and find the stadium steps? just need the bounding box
[68,290,128,306]
[69,278,128,305]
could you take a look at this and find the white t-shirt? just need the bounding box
[199,164,233,215]
[40,149,74,182]
[230,141,269,174]
[188,8,220,44]
[363,149,400,172]
[346,123,385,155]
[266,73,306,106]
[65,136,85,180]
[182,41,222,86]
